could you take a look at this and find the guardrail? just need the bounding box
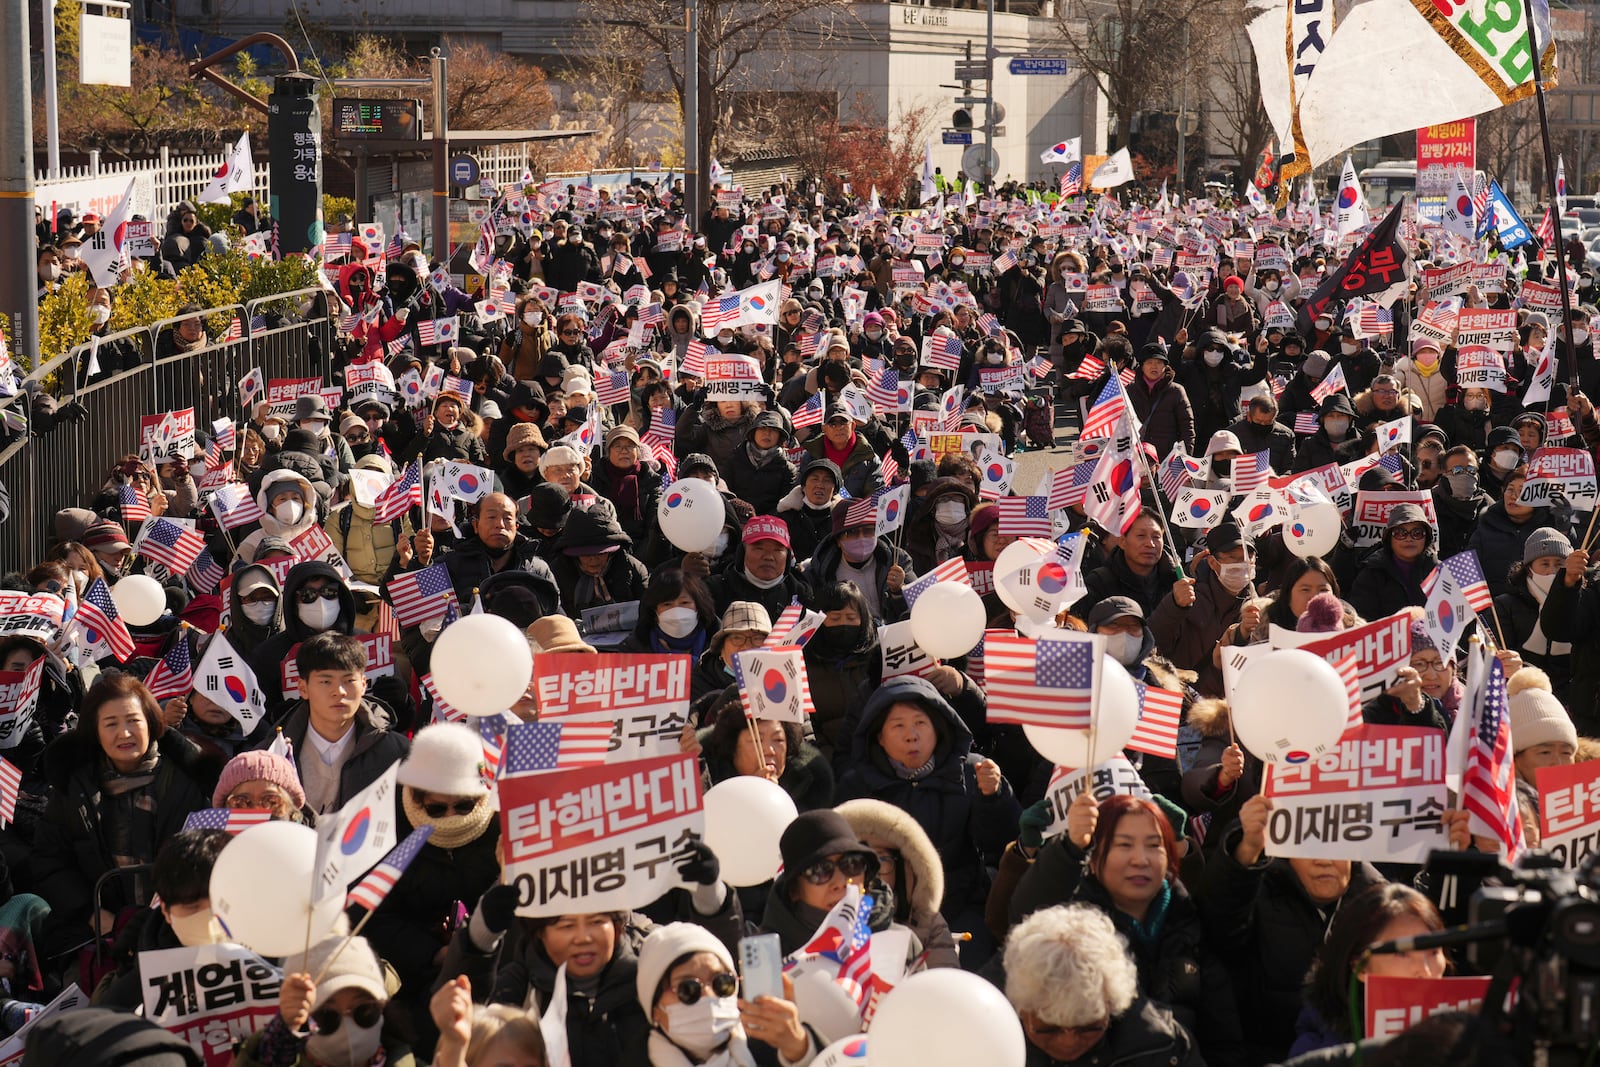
[0,288,334,576]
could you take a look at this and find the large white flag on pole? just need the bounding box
[199,133,255,204]
[1089,148,1135,189]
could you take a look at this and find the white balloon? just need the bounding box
[701,776,797,886]
[110,574,166,626]
[210,821,346,957]
[812,1033,869,1067]
[790,968,866,1047]
[1022,655,1142,767]
[868,969,1025,1067]
[909,582,985,660]
[430,614,535,716]
[656,477,725,553]
[1231,648,1350,764]
[991,537,1056,612]
[1284,501,1343,558]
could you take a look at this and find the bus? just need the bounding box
[1357,161,1416,208]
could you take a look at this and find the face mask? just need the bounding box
[1492,449,1520,471]
[274,499,305,526]
[43,264,61,281]
[1105,632,1143,668]
[1341,342,1359,355]
[1463,396,1488,412]
[1263,279,1280,292]
[661,997,741,1059]
[951,256,965,267]
[91,305,111,325]
[242,601,276,626]
[777,253,790,263]
[524,311,542,326]
[262,424,282,443]
[718,333,734,346]
[1203,350,1224,368]
[1324,416,1351,438]
[1303,353,1329,378]
[1527,570,1556,601]
[935,500,967,526]
[1316,317,1332,331]
[658,606,699,638]
[298,597,341,632]
[1574,329,1590,346]
[304,1018,384,1067]
[1444,470,1477,498]
[841,534,877,563]
[743,245,756,255]
[986,351,1003,365]
[866,330,883,341]
[1217,561,1256,593]
[168,906,225,948]
[710,531,731,558]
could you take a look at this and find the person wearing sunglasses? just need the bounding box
[759,810,884,955]
[256,934,403,1067]
[1347,504,1437,624]
[214,750,307,821]
[637,922,813,1066]
[249,561,358,711]
[1003,904,1202,1067]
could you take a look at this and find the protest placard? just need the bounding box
[1040,757,1153,839]
[280,633,396,698]
[265,377,321,419]
[532,653,690,761]
[0,592,66,643]
[878,619,937,679]
[0,658,44,750]
[1454,308,1517,351]
[1536,760,1600,869]
[1517,447,1597,510]
[1421,262,1470,302]
[1262,725,1447,863]
[1364,976,1491,1039]
[1269,611,1413,702]
[139,943,283,1067]
[703,355,766,400]
[500,753,704,917]
[1454,346,1506,392]
[139,408,196,462]
[1348,491,1440,548]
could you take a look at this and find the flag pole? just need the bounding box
[1521,0,1577,389]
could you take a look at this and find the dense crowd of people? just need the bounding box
[3,168,1595,1066]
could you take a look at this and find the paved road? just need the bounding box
[1011,392,1080,497]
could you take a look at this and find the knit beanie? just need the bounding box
[1507,667,1578,754]
[212,750,306,809]
[1296,592,1345,633]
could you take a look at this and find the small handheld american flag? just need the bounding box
[501,721,615,776]
[118,484,151,523]
[182,808,273,834]
[347,826,435,912]
[791,392,824,429]
[984,633,1099,729]
[143,631,194,701]
[136,518,207,573]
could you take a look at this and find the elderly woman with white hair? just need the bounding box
[1003,905,1203,1067]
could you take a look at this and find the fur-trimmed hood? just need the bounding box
[1186,697,1233,742]
[835,798,944,917]
[1352,387,1422,419]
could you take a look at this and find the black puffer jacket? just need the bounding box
[1021,997,1205,1067]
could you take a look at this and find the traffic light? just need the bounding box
[952,109,973,131]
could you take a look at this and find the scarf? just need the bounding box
[1122,880,1173,945]
[889,754,937,780]
[99,750,161,874]
[646,1029,757,1067]
[823,433,856,469]
[650,626,709,658]
[604,460,641,522]
[574,570,613,611]
[401,790,496,849]
[1413,357,1440,378]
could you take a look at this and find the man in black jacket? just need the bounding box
[444,492,563,617]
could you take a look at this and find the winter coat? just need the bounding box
[801,434,884,501]
[250,560,362,713]
[324,499,410,588]
[587,459,662,546]
[547,509,651,616]
[405,422,489,467]
[676,406,758,477]
[902,478,979,577]
[1431,483,1491,562]
[1197,821,1386,1067]
[1227,415,1297,475]
[1127,366,1195,459]
[1535,568,1600,736]
[236,469,321,564]
[270,698,410,812]
[1148,560,1253,698]
[705,546,811,622]
[776,487,837,564]
[1291,430,1363,474]
[704,729,835,814]
[801,627,884,767]
[1390,358,1450,422]
[1346,545,1435,624]
[444,534,564,618]
[1072,549,1183,622]
[1467,502,1556,600]
[835,677,1021,915]
[501,322,555,381]
[803,533,913,624]
[836,798,960,969]
[724,442,799,518]
[1021,997,1205,1067]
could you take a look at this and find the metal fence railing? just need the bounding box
[0,291,335,577]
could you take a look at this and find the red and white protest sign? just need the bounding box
[1270,611,1413,702]
[265,377,322,418]
[532,653,690,761]
[139,943,283,1067]
[1454,308,1517,351]
[0,658,44,750]
[1348,491,1439,548]
[1365,975,1490,1039]
[703,355,765,400]
[1537,760,1600,869]
[139,408,197,462]
[1454,346,1505,392]
[1263,725,1447,863]
[288,525,356,581]
[500,753,704,917]
[878,619,937,680]
[1517,447,1597,510]
[0,592,66,643]
[1041,757,1152,839]
[280,633,396,698]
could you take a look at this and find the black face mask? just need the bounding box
[813,623,862,652]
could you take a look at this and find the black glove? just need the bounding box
[476,883,520,936]
[676,840,721,886]
[59,400,89,424]
[865,879,897,933]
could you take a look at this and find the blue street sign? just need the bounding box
[450,155,481,187]
[1008,57,1070,76]
[942,131,973,145]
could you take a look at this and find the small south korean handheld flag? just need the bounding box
[312,764,400,900]
[1441,169,1479,240]
[1334,155,1370,239]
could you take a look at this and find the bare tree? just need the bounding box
[1056,0,1204,153]
[1198,3,1273,190]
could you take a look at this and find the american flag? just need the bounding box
[1334,651,1363,734]
[224,317,244,343]
[144,631,193,700]
[1358,305,1393,337]
[374,460,422,524]
[595,369,631,406]
[322,233,354,260]
[1441,551,1494,613]
[934,334,964,369]
[420,673,466,722]
[799,333,821,361]
[1068,355,1106,381]
[1462,657,1526,862]
[700,293,742,332]
[387,562,456,629]
[1310,362,1349,404]
[78,578,135,661]
[1160,452,1206,499]
[1294,411,1320,435]
[994,250,1020,275]
[136,518,206,573]
[1536,207,1555,245]
[118,484,151,523]
[442,376,473,404]
[1231,449,1272,494]
[1047,462,1095,510]
[792,392,825,429]
[983,633,1099,729]
[414,315,460,347]
[1080,376,1127,439]
[1471,182,1491,231]
[978,313,1004,338]
[997,496,1053,536]
[1026,356,1053,380]
[881,451,901,485]
[501,721,615,775]
[1127,684,1183,758]
[681,340,709,378]
[1060,162,1083,197]
[902,556,970,610]
[1377,452,1407,478]
[479,715,507,779]
[182,808,273,834]
[840,497,877,531]
[643,406,677,450]
[186,547,225,595]
[208,482,263,530]
[867,369,901,414]
[347,827,435,912]
[0,757,18,827]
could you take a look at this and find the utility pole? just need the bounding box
[431,49,449,264]
[43,0,60,180]
[1,0,40,363]
[983,0,995,189]
[685,0,700,225]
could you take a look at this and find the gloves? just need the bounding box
[865,880,897,933]
[395,308,410,323]
[58,400,88,424]
[676,840,721,887]
[475,883,520,936]
[1017,798,1053,852]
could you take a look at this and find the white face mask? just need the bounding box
[242,601,276,625]
[524,311,542,326]
[304,1018,384,1067]
[1463,396,1489,412]
[1340,342,1359,355]
[1492,449,1520,471]
[1217,560,1256,593]
[298,597,341,632]
[1527,570,1556,602]
[1203,350,1224,368]
[274,499,305,526]
[710,531,730,558]
[841,534,877,563]
[71,569,88,593]
[661,997,741,1059]
[43,264,61,281]
[1263,279,1280,292]
[91,305,111,325]
[1104,632,1143,668]
[1315,317,1332,331]
[168,906,225,948]
[1324,417,1351,439]
[1574,329,1590,346]
[865,330,883,341]
[262,424,282,443]
[658,606,700,638]
[935,500,967,526]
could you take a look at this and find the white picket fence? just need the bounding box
[36,146,272,223]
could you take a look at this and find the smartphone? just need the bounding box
[738,932,784,1001]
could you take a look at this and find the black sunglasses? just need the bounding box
[560,329,583,336]
[311,1001,383,1035]
[670,972,738,1005]
[800,852,873,886]
[421,796,479,818]
[295,586,340,604]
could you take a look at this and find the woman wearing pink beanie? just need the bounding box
[212,749,308,822]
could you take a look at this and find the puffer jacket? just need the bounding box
[1147,558,1253,698]
[324,457,412,586]
[1022,997,1205,1067]
[803,533,913,624]
[1467,501,1561,600]
[236,469,320,564]
[801,433,884,501]
[836,798,960,969]
[776,485,837,564]
[835,677,1021,916]
[1127,364,1195,459]
[1390,357,1450,422]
